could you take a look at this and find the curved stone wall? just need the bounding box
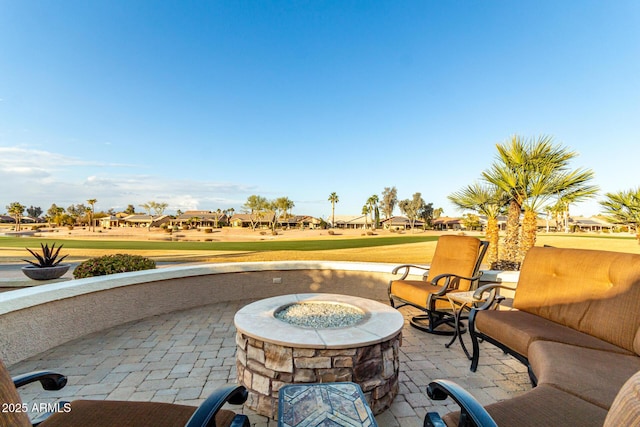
[0,261,397,366]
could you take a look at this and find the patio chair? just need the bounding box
[1,358,249,427]
[388,235,488,334]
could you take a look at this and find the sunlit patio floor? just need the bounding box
[11,299,531,426]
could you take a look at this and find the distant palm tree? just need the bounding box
[87,199,97,232]
[361,205,371,229]
[366,195,379,229]
[600,187,640,243]
[448,183,505,267]
[328,192,339,228]
[6,202,25,231]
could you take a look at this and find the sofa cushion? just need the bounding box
[475,309,633,358]
[513,247,640,354]
[442,384,607,427]
[41,399,238,427]
[529,341,640,410]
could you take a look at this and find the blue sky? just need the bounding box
[1,1,638,219]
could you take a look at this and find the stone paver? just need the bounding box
[10,300,529,425]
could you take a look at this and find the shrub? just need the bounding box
[73,254,156,279]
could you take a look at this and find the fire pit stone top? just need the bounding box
[234,293,404,349]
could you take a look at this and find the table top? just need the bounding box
[278,382,377,427]
[447,290,487,305]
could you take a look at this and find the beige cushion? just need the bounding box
[41,399,237,427]
[0,359,31,427]
[442,384,607,427]
[605,370,640,427]
[529,341,640,410]
[475,310,634,358]
[514,247,640,354]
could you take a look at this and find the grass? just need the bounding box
[1,233,637,265]
[0,235,439,252]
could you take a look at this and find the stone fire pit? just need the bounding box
[234,293,404,418]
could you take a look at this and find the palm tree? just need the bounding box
[328,192,339,228]
[6,202,25,231]
[448,183,506,267]
[87,199,97,232]
[483,135,598,264]
[366,195,379,229]
[361,205,371,229]
[600,187,640,243]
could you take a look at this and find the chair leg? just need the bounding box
[409,311,458,336]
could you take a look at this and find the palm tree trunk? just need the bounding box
[486,217,499,267]
[520,209,538,263]
[503,201,521,264]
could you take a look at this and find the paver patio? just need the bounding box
[10,299,530,426]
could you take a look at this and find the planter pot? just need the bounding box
[21,264,71,281]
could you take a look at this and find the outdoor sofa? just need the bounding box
[428,246,640,426]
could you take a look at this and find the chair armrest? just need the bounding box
[472,282,517,310]
[430,272,483,296]
[185,385,248,427]
[391,264,430,280]
[426,380,498,427]
[13,371,67,391]
[229,415,250,427]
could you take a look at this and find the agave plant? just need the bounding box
[23,243,68,268]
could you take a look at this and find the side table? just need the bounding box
[278,382,377,427]
[445,291,487,359]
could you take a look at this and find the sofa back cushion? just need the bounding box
[513,247,640,354]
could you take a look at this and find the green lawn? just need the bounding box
[0,235,440,252]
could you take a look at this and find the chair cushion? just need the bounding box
[0,359,31,427]
[389,280,445,309]
[475,309,634,358]
[442,384,607,427]
[425,235,482,292]
[529,341,640,410]
[40,399,237,427]
[605,370,640,427]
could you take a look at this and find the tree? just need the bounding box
[418,202,434,230]
[449,183,506,266]
[270,197,295,232]
[361,204,371,229]
[380,187,398,220]
[46,204,65,225]
[328,192,339,228]
[600,188,640,243]
[124,204,136,215]
[139,202,152,215]
[399,192,425,232]
[6,202,25,231]
[153,202,168,216]
[483,135,598,265]
[26,206,43,219]
[87,199,97,232]
[366,195,379,229]
[243,195,268,230]
[67,204,88,225]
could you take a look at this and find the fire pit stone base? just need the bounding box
[235,330,401,419]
